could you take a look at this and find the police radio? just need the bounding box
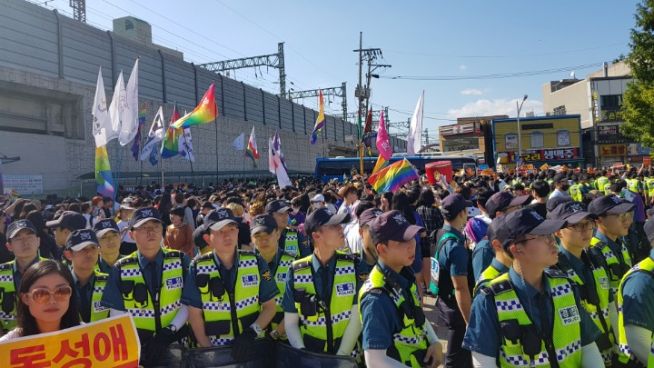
[0,289,14,314]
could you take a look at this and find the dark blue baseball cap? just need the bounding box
[93,219,119,237]
[250,214,277,235]
[204,208,237,232]
[304,208,350,236]
[588,195,635,217]
[7,220,37,240]
[441,194,473,218]
[548,201,595,225]
[45,211,86,231]
[370,210,423,243]
[359,208,383,227]
[66,229,99,251]
[502,208,565,247]
[128,207,162,229]
[485,192,531,219]
[265,199,291,214]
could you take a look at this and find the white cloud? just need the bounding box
[447,98,544,119]
[458,64,467,71]
[460,88,483,96]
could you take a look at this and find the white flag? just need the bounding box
[119,59,139,146]
[107,72,125,143]
[268,137,276,175]
[232,133,245,151]
[407,90,424,155]
[179,128,195,162]
[139,106,165,163]
[275,163,292,188]
[91,68,113,147]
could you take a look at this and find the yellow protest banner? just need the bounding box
[0,315,140,368]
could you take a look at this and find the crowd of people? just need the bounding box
[1,165,654,367]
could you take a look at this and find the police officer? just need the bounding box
[64,229,116,323]
[45,211,86,260]
[615,217,654,366]
[549,200,616,366]
[463,208,605,367]
[93,219,121,274]
[473,217,511,296]
[249,213,294,340]
[266,199,309,258]
[434,193,474,368]
[472,191,530,282]
[588,195,635,300]
[283,207,361,356]
[101,207,190,367]
[182,208,278,360]
[359,210,443,368]
[0,220,43,334]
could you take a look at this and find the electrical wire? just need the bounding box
[381,62,603,81]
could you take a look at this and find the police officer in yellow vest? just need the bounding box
[93,219,122,274]
[182,208,278,360]
[266,199,309,258]
[549,200,616,366]
[588,195,635,300]
[0,220,43,334]
[463,208,605,367]
[359,210,444,367]
[64,229,115,323]
[616,217,654,367]
[100,207,190,367]
[473,217,511,296]
[282,207,361,356]
[249,213,294,340]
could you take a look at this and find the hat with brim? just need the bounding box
[304,208,351,235]
[96,227,119,238]
[68,241,99,252]
[548,201,595,225]
[7,220,37,240]
[209,219,238,232]
[93,219,120,238]
[510,195,532,208]
[250,214,277,235]
[605,202,635,215]
[66,229,99,252]
[529,219,567,235]
[205,208,238,232]
[128,207,162,229]
[370,210,425,243]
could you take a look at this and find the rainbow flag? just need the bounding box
[171,83,217,129]
[130,104,148,161]
[161,105,181,159]
[367,159,419,193]
[246,126,259,166]
[95,145,115,199]
[372,155,388,174]
[310,90,325,144]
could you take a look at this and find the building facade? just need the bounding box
[438,115,507,166]
[542,61,646,167]
[492,115,583,168]
[0,0,406,196]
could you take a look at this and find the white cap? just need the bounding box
[311,194,325,203]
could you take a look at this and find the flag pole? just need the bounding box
[214,115,219,182]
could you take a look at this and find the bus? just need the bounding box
[315,153,478,182]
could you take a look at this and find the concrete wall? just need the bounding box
[0,0,406,194]
[542,80,592,129]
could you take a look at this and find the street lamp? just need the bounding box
[516,94,528,166]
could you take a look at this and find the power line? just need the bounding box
[381,62,603,81]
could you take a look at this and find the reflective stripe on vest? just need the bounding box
[568,184,582,202]
[272,253,294,330]
[117,249,183,333]
[89,272,110,322]
[646,178,654,199]
[489,272,582,368]
[0,262,16,332]
[557,256,613,365]
[474,263,505,297]
[194,251,260,346]
[617,256,654,367]
[284,230,299,258]
[359,265,427,368]
[292,252,356,353]
[590,236,633,294]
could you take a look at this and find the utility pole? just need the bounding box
[200,42,287,98]
[353,33,390,175]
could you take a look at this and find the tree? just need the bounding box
[621,0,654,147]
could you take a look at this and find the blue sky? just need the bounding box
[45,0,638,138]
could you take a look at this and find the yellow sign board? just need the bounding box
[0,315,140,368]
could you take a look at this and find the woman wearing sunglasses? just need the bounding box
[0,259,79,342]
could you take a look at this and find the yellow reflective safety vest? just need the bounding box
[626,178,641,193]
[646,177,654,200]
[283,230,300,258]
[481,270,583,367]
[359,265,427,368]
[553,251,614,365]
[0,257,45,332]
[568,184,583,202]
[292,252,357,354]
[115,249,184,334]
[193,250,261,346]
[616,256,654,367]
[473,261,507,297]
[596,176,610,193]
[271,252,295,331]
[87,271,111,323]
[589,235,633,294]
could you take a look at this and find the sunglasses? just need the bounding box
[26,286,72,304]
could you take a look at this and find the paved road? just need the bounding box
[424,296,448,368]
